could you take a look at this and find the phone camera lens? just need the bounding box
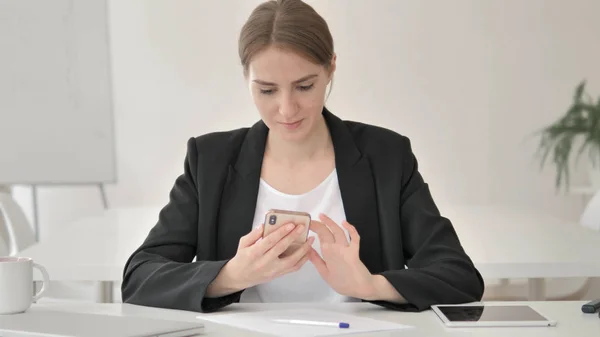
[269,215,277,225]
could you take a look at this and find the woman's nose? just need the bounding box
[278,92,299,119]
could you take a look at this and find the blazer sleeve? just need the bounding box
[121,138,242,313]
[372,139,485,311]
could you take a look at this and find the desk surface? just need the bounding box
[16,301,600,336]
[19,204,600,281]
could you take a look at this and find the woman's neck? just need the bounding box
[265,116,333,166]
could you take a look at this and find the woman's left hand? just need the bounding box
[308,214,377,300]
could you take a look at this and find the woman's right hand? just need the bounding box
[207,222,314,297]
[226,222,314,290]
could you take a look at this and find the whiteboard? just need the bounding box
[0,0,116,185]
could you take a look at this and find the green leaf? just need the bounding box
[557,134,573,190]
[574,80,586,103]
[575,133,595,165]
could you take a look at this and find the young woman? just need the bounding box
[121,0,484,313]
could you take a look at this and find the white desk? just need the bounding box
[9,301,600,336]
[18,204,600,302]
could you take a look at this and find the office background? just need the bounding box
[5,0,600,301]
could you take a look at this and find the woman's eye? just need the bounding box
[260,88,275,95]
[259,84,313,95]
[298,84,314,91]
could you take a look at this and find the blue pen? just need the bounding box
[272,318,350,328]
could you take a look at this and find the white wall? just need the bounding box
[8,0,600,298]
[482,0,600,219]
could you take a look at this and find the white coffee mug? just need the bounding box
[0,256,50,314]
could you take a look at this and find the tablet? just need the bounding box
[431,304,557,327]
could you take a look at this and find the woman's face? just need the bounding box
[247,46,335,143]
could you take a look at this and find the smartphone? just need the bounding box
[263,209,311,257]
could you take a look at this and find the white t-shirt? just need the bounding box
[239,169,359,303]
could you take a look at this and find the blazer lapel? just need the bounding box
[216,121,268,260]
[324,109,384,273]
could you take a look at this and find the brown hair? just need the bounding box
[238,0,335,77]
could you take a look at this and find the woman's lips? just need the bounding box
[280,119,303,130]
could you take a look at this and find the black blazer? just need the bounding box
[121,108,484,313]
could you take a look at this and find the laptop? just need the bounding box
[0,310,204,337]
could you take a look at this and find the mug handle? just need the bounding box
[32,262,50,302]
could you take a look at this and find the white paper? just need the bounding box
[197,308,412,336]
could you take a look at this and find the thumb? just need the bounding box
[308,248,328,279]
[239,224,263,249]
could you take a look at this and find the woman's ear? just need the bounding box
[329,53,337,81]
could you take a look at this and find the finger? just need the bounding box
[238,224,264,249]
[319,213,348,245]
[255,222,296,254]
[308,248,329,278]
[277,246,312,277]
[308,220,335,244]
[342,220,360,247]
[278,236,314,272]
[265,224,307,260]
[291,250,311,271]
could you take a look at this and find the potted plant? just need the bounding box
[535,80,600,192]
